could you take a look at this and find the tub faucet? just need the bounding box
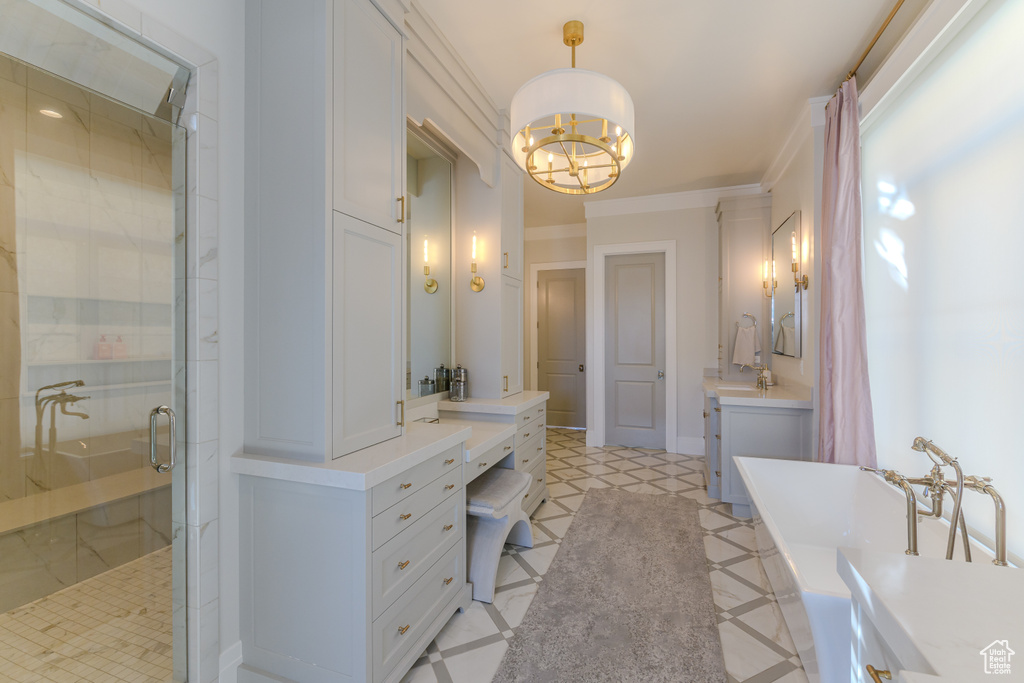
[910,437,964,561]
[860,466,919,556]
[962,475,1008,567]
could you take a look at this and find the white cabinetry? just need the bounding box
[703,394,721,499]
[333,213,403,455]
[500,153,523,280]
[333,0,404,231]
[245,0,405,461]
[500,276,524,397]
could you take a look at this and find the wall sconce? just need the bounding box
[763,259,776,298]
[470,234,485,292]
[423,238,438,294]
[791,232,809,290]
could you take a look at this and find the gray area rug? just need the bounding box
[493,489,727,683]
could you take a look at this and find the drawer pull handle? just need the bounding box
[399,513,412,521]
[715,470,721,477]
[444,458,455,465]
[504,445,512,451]
[479,462,488,467]
[715,435,720,440]
[714,407,721,412]
[524,432,530,439]
[537,477,543,483]
[523,493,529,499]
[523,459,530,465]
[703,411,708,418]
[443,524,454,532]
[537,407,543,413]
[866,666,891,682]
[400,483,412,490]
[398,624,410,635]
[444,576,454,585]
[537,447,542,451]
[444,483,455,490]
[398,560,410,570]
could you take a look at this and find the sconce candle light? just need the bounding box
[763,259,776,299]
[470,234,485,292]
[792,232,809,290]
[423,238,438,293]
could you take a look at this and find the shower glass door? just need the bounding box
[0,46,187,681]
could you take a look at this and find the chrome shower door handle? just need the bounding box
[150,405,177,473]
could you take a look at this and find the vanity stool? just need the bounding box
[465,467,535,603]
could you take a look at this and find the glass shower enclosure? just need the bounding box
[0,1,188,679]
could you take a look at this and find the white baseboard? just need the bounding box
[219,640,242,683]
[675,436,704,456]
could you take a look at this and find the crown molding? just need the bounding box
[583,184,764,220]
[761,96,830,191]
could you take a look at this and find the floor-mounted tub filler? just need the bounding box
[735,457,998,683]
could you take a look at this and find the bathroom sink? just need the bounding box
[716,384,757,391]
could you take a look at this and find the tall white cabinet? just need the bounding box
[245,0,405,462]
[455,151,525,399]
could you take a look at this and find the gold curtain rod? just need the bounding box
[846,0,907,81]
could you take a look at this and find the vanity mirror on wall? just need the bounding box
[407,125,455,398]
[771,211,803,358]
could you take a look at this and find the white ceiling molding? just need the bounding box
[405,1,502,186]
[761,96,831,191]
[860,0,982,130]
[584,184,764,220]
[525,223,587,241]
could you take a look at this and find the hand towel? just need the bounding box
[732,325,760,366]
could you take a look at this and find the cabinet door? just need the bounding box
[500,153,524,280]
[500,275,524,397]
[333,211,403,456]
[334,0,404,232]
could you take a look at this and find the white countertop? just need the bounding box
[434,418,515,461]
[838,548,1023,682]
[702,378,812,408]
[233,421,471,491]
[438,390,549,416]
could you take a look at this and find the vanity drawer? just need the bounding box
[372,444,461,516]
[516,404,546,431]
[515,418,545,450]
[522,455,547,511]
[515,428,545,471]
[466,434,514,484]
[372,472,461,550]
[372,491,462,618]
[373,543,462,682]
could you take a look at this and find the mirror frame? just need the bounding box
[406,122,457,402]
[770,210,802,358]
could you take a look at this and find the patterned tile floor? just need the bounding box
[403,428,808,683]
[0,546,173,682]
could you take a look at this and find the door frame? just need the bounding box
[529,260,587,390]
[589,241,677,451]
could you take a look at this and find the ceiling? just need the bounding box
[416,0,928,227]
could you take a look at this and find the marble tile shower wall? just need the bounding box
[0,54,176,500]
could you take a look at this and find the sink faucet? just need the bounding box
[861,466,919,556]
[740,363,768,390]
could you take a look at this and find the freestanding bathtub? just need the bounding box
[735,456,994,683]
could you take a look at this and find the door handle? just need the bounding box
[578,364,584,372]
[149,405,176,473]
[657,370,665,379]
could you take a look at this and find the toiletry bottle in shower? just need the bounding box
[95,335,113,360]
[113,335,128,359]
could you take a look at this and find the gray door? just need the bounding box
[537,269,585,428]
[605,253,666,448]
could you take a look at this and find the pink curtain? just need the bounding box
[818,77,877,468]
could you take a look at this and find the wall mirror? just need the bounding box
[771,211,802,358]
[406,125,454,399]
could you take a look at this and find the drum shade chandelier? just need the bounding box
[510,20,635,195]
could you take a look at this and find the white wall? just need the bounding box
[586,207,719,454]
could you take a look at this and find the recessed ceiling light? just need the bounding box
[39,109,63,118]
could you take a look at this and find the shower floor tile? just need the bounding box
[0,546,173,682]
[402,428,806,683]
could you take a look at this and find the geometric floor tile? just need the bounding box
[402,428,807,683]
